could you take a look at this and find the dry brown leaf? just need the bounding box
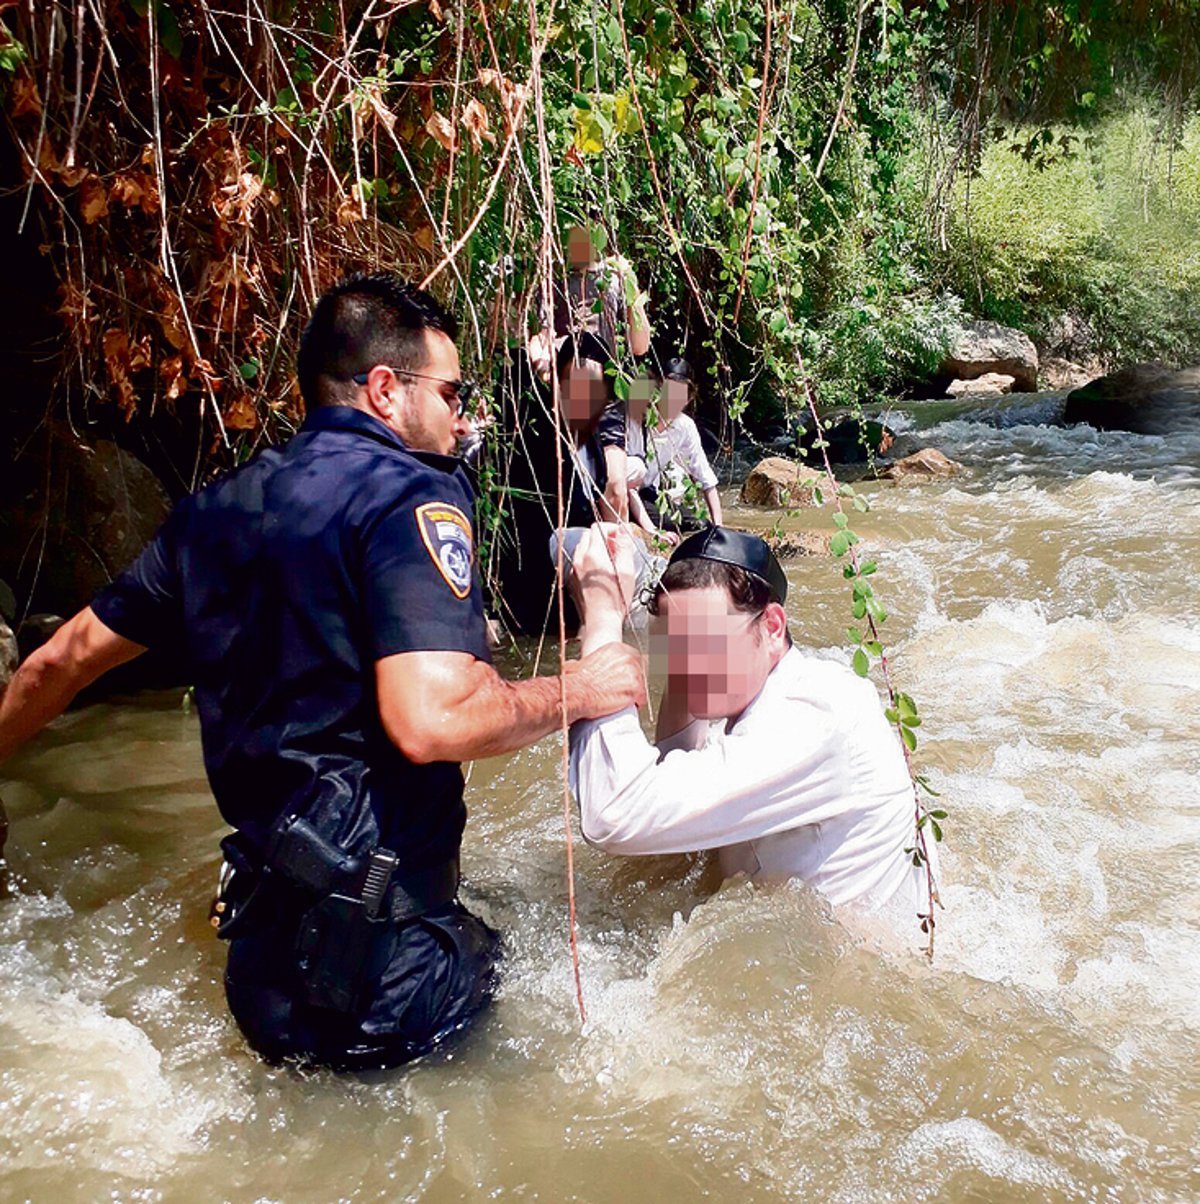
[214,171,265,226]
[110,172,159,214]
[56,162,88,187]
[461,98,494,153]
[157,289,189,351]
[128,335,153,373]
[10,75,41,120]
[102,328,137,419]
[427,0,444,21]
[336,190,362,227]
[223,394,258,431]
[413,224,435,252]
[357,83,397,137]
[426,111,455,152]
[79,173,109,223]
[160,355,186,402]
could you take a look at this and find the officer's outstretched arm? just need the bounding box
[0,607,146,762]
[376,645,645,765]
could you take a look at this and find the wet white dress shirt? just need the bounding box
[569,646,931,913]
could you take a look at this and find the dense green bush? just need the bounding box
[940,108,1200,367]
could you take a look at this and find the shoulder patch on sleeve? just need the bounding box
[415,502,474,599]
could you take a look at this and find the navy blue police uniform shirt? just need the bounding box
[91,405,490,869]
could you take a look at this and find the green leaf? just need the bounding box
[830,531,850,557]
[853,495,870,513]
[896,692,917,719]
[573,92,592,110]
[859,560,877,576]
[901,725,917,751]
[812,487,823,506]
[930,810,948,819]
[864,640,882,657]
[930,819,943,841]
[157,2,183,59]
[847,626,863,644]
[851,597,867,620]
[865,597,887,622]
[901,715,921,728]
[884,707,899,724]
[238,359,260,381]
[851,648,869,677]
[833,512,848,529]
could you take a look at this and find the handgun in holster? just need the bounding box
[267,814,400,1016]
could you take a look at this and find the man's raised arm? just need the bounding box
[0,607,146,761]
[376,642,645,765]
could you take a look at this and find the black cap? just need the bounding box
[668,526,787,605]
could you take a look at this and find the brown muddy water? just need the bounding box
[1,400,1198,1201]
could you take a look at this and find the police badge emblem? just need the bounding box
[415,502,474,599]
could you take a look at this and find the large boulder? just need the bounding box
[740,457,817,508]
[798,418,895,465]
[940,321,1039,393]
[0,615,16,694]
[880,448,961,482]
[1063,363,1200,434]
[946,372,1015,398]
[0,423,172,617]
[1041,357,1102,391]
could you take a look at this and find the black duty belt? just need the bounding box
[214,815,459,938]
[265,813,460,922]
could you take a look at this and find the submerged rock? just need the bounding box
[1063,362,1200,434]
[880,448,961,481]
[0,423,172,618]
[763,531,829,558]
[740,457,817,508]
[946,372,1015,398]
[799,418,895,465]
[940,321,1039,393]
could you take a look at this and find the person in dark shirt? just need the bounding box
[527,222,651,522]
[0,274,644,1070]
[492,332,615,636]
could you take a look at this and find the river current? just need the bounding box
[1,397,1198,1200]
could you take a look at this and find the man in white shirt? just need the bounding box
[568,525,929,918]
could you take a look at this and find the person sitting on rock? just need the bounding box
[626,358,722,542]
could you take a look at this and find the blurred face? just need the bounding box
[567,225,595,269]
[653,584,788,720]
[559,358,609,435]
[662,377,691,422]
[627,374,655,424]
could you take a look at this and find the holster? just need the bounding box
[215,814,459,1017]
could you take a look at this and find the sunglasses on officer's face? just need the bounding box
[351,366,476,417]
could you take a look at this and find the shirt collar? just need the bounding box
[301,404,463,471]
[301,403,407,450]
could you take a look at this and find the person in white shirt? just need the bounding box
[626,359,722,544]
[567,524,929,919]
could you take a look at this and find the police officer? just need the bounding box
[0,274,645,1069]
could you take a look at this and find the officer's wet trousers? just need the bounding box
[223,901,501,1071]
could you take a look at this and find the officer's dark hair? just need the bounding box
[297,273,459,408]
[649,558,771,619]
